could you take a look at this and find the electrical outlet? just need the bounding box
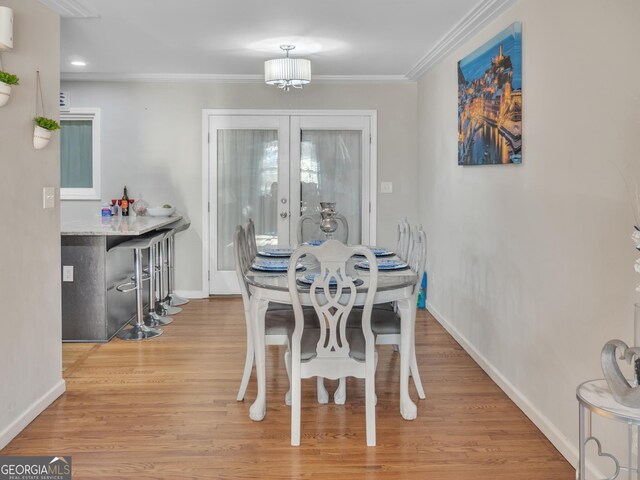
[380,182,393,194]
[62,265,74,282]
[43,187,55,209]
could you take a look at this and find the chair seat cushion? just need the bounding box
[265,308,294,335]
[265,305,316,336]
[291,327,372,362]
[373,302,395,312]
[348,308,401,335]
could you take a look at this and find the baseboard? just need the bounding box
[0,379,66,450]
[173,290,206,299]
[426,302,603,479]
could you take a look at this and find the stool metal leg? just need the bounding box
[165,234,188,306]
[117,247,163,341]
[578,403,586,480]
[145,243,173,327]
[158,236,182,315]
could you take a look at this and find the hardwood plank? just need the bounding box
[1,297,574,479]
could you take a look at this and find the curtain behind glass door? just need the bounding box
[299,130,362,244]
[217,129,279,270]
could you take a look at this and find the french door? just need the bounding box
[205,110,376,294]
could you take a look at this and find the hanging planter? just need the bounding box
[0,54,19,107]
[33,116,59,149]
[32,71,59,150]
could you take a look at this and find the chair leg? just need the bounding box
[316,377,329,404]
[284,350,292,406]
[237,335,254,401]
[334,378,347,405]
[410,345,426,400]
[365,360,376,447]
[291,369,301,446]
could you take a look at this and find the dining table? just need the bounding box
[244,247,419,422]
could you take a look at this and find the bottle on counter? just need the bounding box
[121,186,130,217]
[101,203,111,217]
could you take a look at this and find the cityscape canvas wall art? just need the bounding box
[458,22,522,166]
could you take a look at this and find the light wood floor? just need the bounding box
[2,298,573,479]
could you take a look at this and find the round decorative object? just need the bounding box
[601,339,640,408]
[132,197,149,216]
[0,81,10,107]
[319,202,338,238]
[33,125,52,150]
[147,206,176,217]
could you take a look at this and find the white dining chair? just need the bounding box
[397,217,411,261]
[339,226,426,404]
[236,225,328,405]
[286,239,379,446]
[246,218,258,261]
[372,227,427,399]
[297,213,349,244]
[234,225,292,402]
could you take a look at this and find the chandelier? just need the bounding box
[264,45,311,91]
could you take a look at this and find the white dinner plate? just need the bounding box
[354,246,395,257]
[297,273,363,287]
[257,247,294,258]
[302,240,325,246]
[354,259,409,271]
[251,259,304,272]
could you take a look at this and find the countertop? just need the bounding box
[61,214,183,236]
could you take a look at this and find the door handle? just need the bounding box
[280,211,288,218]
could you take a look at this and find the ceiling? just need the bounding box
[45,0,516,82]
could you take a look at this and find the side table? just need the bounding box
[577,379,640,479]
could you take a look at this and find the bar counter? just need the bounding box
[62,214,183,236]
[61,214,183,342]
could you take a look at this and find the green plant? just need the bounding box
[0,71,19,85]
[34,116,60,131]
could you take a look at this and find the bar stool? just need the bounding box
[145,238,173,327]
[163,218,191,307]
[156,229,182,316]
[115,232,166,341]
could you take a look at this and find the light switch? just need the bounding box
[380,182,393,194]
[43,187,55,209]
[62,265,74,282]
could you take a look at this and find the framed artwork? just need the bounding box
[458,22,522,166]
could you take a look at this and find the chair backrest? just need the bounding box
[407,226,427,298]
[233,225,252,310]
[396,217,410,261]
[287,240,378,363]
[245,218,258,260]
[296,213,349,245]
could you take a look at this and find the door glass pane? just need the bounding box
[217,129,279,270]
[61,120,93,188]
[300,130,361,244]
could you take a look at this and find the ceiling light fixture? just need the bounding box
[264,45,311,91]
[70,60,87,66]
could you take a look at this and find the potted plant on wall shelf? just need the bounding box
[0,70,18,107]
[33,116,59,150]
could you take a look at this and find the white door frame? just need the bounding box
[201,109,377,296]
[289,115,372,246]
[207,115,291,294]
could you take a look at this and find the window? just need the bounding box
[60,108,100,200]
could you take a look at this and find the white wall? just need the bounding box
[0,0,64,449]
[418,0,640,470]
[59,81,418,295]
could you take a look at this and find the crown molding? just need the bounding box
[39,0,100,18]
[56,0,517,83]
[405,0,518,80]
[60,72,414,84]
